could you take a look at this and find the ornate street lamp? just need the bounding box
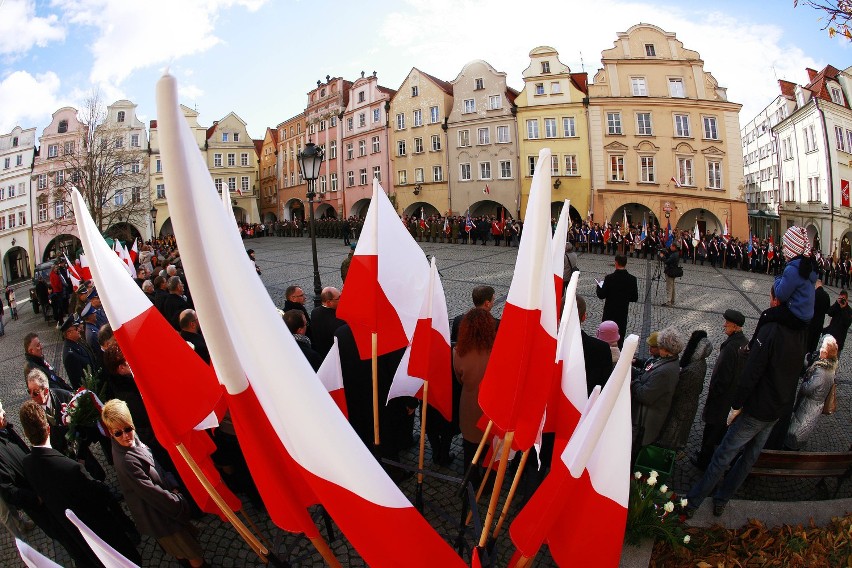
[150,206,158,238]
[298,141,325,306]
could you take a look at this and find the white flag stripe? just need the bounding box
[586,364,632,506]
[157,73,408,508]
[556,271,587,409]
[387,344,423,403]
[66,509,141,568]
[316,337,345,394]
[15,539,63,568]
[551,199,571,281]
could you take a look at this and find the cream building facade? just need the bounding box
[259,127,278,223]
[1,126,36,283]
[588,23,746,237]
[207,112,260,224]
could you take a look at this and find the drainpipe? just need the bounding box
[815,98,835,252]
[511,103,521,219]
[584,96,594,222]
[442,117,451,214]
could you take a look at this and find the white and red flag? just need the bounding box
[478,148,558,451]
[15,538,63,568]
[78,253,92,281]
[671,176,683,188]
[70,188,241,520]
[316,337,348,418]
[551,199,570,310]
[64,254,82,291]
[129,239,139,264]
[510,335,637,566]
[337,178,430,359]
[66,509,141,568]
[387,256,452,421]
[157,73,463,566]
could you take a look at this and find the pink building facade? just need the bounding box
[304,76,350,218]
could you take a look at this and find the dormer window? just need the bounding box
[541,61,551,74]
[58,120,68,133]
[474,78,484,90]
[831,86,844,106]
[321,88,326,97]
[117,111,125,122]
[222,132,229,142]
[358,91,365,103]
[412,86,419,97]
[645,44,656,56]
[11,137,18,147]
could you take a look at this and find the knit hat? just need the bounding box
[646,331,659,347]
[783,226,809,261]
[596,320,620,345]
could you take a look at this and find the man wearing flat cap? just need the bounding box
[60,315,98,390]
[693,309,748,469]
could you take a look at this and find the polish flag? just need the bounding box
[478,148,558,451]
[337,178,430,359]
[129,239,139,264]
[693,219,701,247]
[15,538,63,568]
[70,188,241,520]
[157,73,464,566]
[78,253,92,281]
[387,257,452,421]
[64,254,82,291]
[767,236,775,261]
[551,199,571,309]
[122,244,136,275]
[113,240,135,278]
[66,509,140,568]
[510,336,636,566]
[317,337,348,418]
[671,176,683,188]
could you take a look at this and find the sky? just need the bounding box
[0,0,849,140]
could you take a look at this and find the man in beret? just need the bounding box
[693,309,748,470]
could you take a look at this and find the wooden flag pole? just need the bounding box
[491,449,530,540]
[417,381,429,485]
[478,430,514,547]
[308,535,343,568]
[514,553,535,568]
[175,443,268,561]
[371,332,380,446]
[465,436,503,526]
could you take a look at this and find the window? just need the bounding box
[550,155,559,175]
[12,137,18,147]
[703,116,718,140]
[235,132,242,142]
[347,117,354,131]
[38,174,47,189]
[156,159,162,173]
[156,184,166,199]
[674,114,691,137]
[129,187,140,203]
[367,166,378,183]
[497,125,510,143]
[38,203,47,222]
[463,99,476,114]
[433,166,442,182]
[228,177,236,191]
[607,112,622,135]
[708,161,722,189]
[477,128,490,145]
[668,78,685,98]
[7,214,14,229]
[488,95,502,110]
[241,153,249,166]
[214,153,222,167]
[415,168,424,183]
[431,135,441,151]
[563,117,576,137]
[0,216,4,230]
[2,158,7,169]
[47,144,58,158]
[399,170,407,185]
[116,110,126,123]
[113,189,124,206]
[114,136,124,148]
[458,130,470,147]
[804,124,817,152]
[631,77,647,96]
[784,180,796,201]
[808,176,821,201]
[610,155,625,181]
[460,163,471,181]
[565,155,578,176]
[479,162,491,180]
[414,137,423,153]
[847,130,852,153]
[347,143,354,159]
[541,61,551,74]
[131,161,141,174]
[7,185,13,197]
[499,160,512,179]
[396,113,405,130]
[413,109,422,127]
[0,186,4,198]
[645,43,656,56]
[241,176,250,193]
[373,109,380,123]
[319,120,326,132]
[831,87,844,105]
[639,156,655,182]
[528,156,536,176]
[412,85,419,97]
[359,113,366,127]
[397,140,406,156]
[130,134,140,148]
[319,176,327,193]
[358,91,365,103]
[544,118,557,138]
[227,153,236,166]
[782,137,793,160]
[836,126,848,152]
[64,141,74,155]
[359,140,366,157]
[430,106,440,123]
[330,173,338,191]
[535,83,545,95]
[527,119,540,139]
[55,170,64,185]
[677,157,694,186]
[58,120,67,133]
[636,112,652,136]
[372,136,380,153]
[551,82,561,94]
[474,78,484,90]
[222,132,229,142]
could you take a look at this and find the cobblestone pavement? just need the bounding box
[1,235,850,566]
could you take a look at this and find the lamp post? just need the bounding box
[298,141,325,307]
[150,206,158,238]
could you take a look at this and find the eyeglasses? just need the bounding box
[112,426,134,438]
[29,388,45,398]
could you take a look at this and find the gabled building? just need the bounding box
[1,126,36,283]
[773,65,852,256]
[258,127,279,223]
[391,68,454,218]
[341,71,396,218]
[150,104,208,236]
[446,60,520,218]
[515,46,589,223]
[276,113,308,221]
[588,23,745,236]
[206,112,260,224]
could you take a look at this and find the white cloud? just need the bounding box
[0,70,65,132]
[0,0,65,55]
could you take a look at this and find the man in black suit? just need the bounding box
[284,310,322,371]
[595,254,639,348]
[451,285,497,342]
[179,309,211,365]
[161,276,190,331]
[310,287,345,359]
[576,295,614,395]
[61,315,98,389]
[19,401,141,567]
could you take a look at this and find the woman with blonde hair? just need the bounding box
[785,335,839,450]
[101,399,208,567]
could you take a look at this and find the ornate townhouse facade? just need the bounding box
[515,46,590,223]
[588,24,746,237]
[446,60,520,218]
[259,127,279,223]
[0,126,36,284]
[276,113,308,221]
[206,112,260,225]
[391,68,454,218]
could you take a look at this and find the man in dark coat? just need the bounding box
[160,276,190,331]
[284,310,322,371]
[23,333,72,391]
[808,279,831,354]
[577,296,614,395]
[284,285,311,336]
[595,254,639,348]
[824,289,852,353]
[61,315,98,389]
[19,401,141,567]
[694,309,748,470]
[179,309,211,365]
[451,285,497,342]
[309,287,345,359]
[35,277,51,321]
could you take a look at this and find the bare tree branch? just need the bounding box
[795,0,852,39]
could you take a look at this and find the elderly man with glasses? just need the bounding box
[23,332,72,392]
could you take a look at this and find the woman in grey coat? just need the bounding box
[102,399,208,567]
[631,326,684,449]
[785,335,838,450]
[657,330,712,450]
